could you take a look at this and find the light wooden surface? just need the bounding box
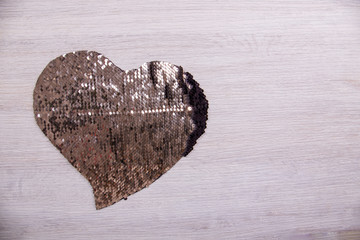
[1,0,360,239]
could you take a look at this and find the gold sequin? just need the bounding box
[33,51,208,209]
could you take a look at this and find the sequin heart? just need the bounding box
[33,51,208,209]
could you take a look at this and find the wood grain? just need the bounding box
[1,0,360,239]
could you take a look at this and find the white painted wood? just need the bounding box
[1,0,360,239]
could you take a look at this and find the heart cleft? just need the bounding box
[33,51,208,209]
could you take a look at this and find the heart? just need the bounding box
[33,51,208,209]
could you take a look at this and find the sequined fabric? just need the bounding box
[33,51,208,209]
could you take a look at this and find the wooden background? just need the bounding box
[1,0,360,239]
